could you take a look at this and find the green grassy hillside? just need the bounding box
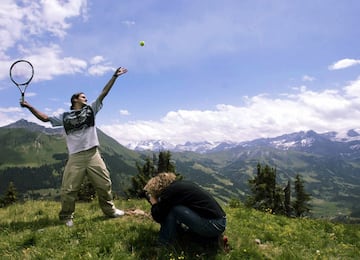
[0,127,141,170]
[0,128,66,168]
[172,148,360,218]
[0,127,142,195]
[0,200,358,259]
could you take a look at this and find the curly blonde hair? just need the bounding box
[144,172,177,198]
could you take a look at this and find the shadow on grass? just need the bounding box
[0,209,116,233]
[0,216,63,232]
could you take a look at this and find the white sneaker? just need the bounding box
[65,219,74,227]
[113,208,125,218]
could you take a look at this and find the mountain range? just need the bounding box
[128,129,360,155]
[1,119,359,219]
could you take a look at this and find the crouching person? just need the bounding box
[144,172,227,248]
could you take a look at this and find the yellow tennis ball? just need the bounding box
[140,41,145,46]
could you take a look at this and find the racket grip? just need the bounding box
[21,93,24,103]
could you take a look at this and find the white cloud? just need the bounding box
[0,104,66,129]
[302,75,315,82]
[0,1,90,81]
[0,0,87,56]
[120,110,130,116]
[19,44,88,81]
[88,56,115,76]
[343,77,360,111]
[0,106,26,126]
[0,106,22,113]
[0,1,23,58]
[90,56,104,65]
[26,0,88,38]
[328,58,360,70]
[88,64,114,76]
[100,82,360,146]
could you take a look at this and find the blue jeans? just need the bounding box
[158,205,226,245]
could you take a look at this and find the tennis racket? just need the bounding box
[9,59,34,102]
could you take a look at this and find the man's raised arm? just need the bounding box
[20,100,50,122]
[98,67,128,103]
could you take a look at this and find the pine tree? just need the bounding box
[2,182,18,207]
[126,151,177,198]
[284,179,292,217]
[126,157,156,198]
[247,163,279,213]
[293,174,311,217]
[158,151,176,173]
[273,186,285,215]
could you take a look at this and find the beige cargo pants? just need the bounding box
[59,147,116,220]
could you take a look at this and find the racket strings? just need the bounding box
[10,61,34,85]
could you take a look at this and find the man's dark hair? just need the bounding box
[70,92,84,110]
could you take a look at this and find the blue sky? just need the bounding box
[1,0,360,146]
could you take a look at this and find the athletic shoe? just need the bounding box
[65,219,74,227]
[113,208,125,218]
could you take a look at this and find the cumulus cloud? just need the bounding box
[0,106,25,126]
[0,0,87,56]
[100,82,360,146]
[328,58,360,70]
[90,56,104,65]
[88,64,114,76]
[22,0,88,38]
[0,0,112,81]
[12,44,88,81]
[87,56,114,76]
[344,77,360,103]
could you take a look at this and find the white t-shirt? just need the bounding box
[49,99,103,155]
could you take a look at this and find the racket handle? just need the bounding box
[21,93,24,103]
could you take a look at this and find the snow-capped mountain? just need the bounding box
[126,140,176,151]
[127,129,360,155]
[174,141,239,153]
[6,119,360,156]
[127,140,239,153]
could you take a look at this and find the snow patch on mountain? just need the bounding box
[331,129,360,142]
[126,140,175,151]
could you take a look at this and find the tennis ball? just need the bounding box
[139,41,145,46]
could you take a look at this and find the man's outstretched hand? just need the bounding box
[125,209,151,218]
[20,100,30,108]
[114,67,128,77]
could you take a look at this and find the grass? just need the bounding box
[0,199,359,259]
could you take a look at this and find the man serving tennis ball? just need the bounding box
[20,67,128,227]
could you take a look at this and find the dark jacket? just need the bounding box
[151,180,226,223]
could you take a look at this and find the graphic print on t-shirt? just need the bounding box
[63,106,95,135]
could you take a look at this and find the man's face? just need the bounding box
[76,94,88,107]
